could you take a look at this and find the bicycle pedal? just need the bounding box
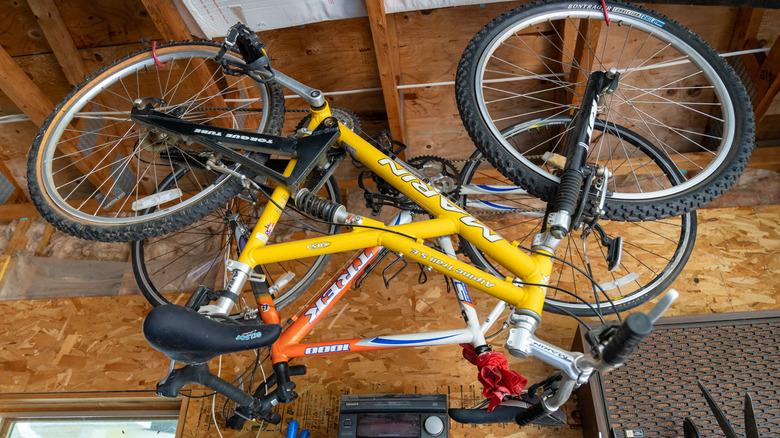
[248,272,267,283]
[607,236,623,272]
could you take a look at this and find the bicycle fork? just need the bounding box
[546,69,618,240]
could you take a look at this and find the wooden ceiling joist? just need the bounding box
[0,45,53,203]
[366,0,406,146]
[752,43,780,124]
[26,0,90,86]
[0,47,54,127]
[141,0,193,42]
[727,7,779,124]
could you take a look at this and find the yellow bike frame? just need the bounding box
[234,103,553,331]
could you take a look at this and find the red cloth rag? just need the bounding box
[461,344,528,411]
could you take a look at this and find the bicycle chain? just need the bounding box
[189,107,313,113]
[444,156,547,216]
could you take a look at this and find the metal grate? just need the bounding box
[0,172,14,205]
[578,310,780,437]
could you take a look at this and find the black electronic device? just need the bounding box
[338,394,448,438]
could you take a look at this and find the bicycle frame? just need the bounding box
[198,101,555,365]
[137,37,680,426]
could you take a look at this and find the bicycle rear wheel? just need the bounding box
[459,118,696,316]
[28,41,285,242]
[132,170,341,310]
[457,0,754,221]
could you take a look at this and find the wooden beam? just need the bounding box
[0,204,40,222]
[725,7,780,124]
[26,0,90,86]
[34,223,57,257]
[0,46,54,127]
[752,41,780,124]
[727,7,764,53]
[3,217,35,256]
[141,0,193,42]
[365,0,406,147]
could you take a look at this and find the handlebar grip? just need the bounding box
[601,312,652,366]
[514,401,552,427]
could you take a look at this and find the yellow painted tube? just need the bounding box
[244,218,457,266]
[338,127,542,281]
[238,159,297,266]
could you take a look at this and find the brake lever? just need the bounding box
[515,290,679,428]
[647,289,679,323]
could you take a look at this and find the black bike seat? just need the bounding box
[143,305,281,365]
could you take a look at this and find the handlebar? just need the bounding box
[601,312,652,366]
[514,401,553,427]
[508,290,678,427]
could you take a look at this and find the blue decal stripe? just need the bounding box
[370,334,457,345]
[476,184,518,192]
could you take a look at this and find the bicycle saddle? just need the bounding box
[143,305,282,365]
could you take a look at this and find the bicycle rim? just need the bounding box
[457,0,753,219]
[29,42,284,241]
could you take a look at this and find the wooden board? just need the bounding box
[0,0,159,57]
[0,203,777,437]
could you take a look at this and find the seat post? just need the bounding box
[272,361,298,404]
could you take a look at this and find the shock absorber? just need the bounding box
[547,71,608,238]
[295,189,350,223]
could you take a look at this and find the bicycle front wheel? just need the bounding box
[459,118,696,316]
[28,41,285,242]
[132,171,341,310]
[457,0,754,221]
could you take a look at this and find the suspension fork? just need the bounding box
[546,71,611,239]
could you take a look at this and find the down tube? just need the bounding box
[337,125,549,286]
